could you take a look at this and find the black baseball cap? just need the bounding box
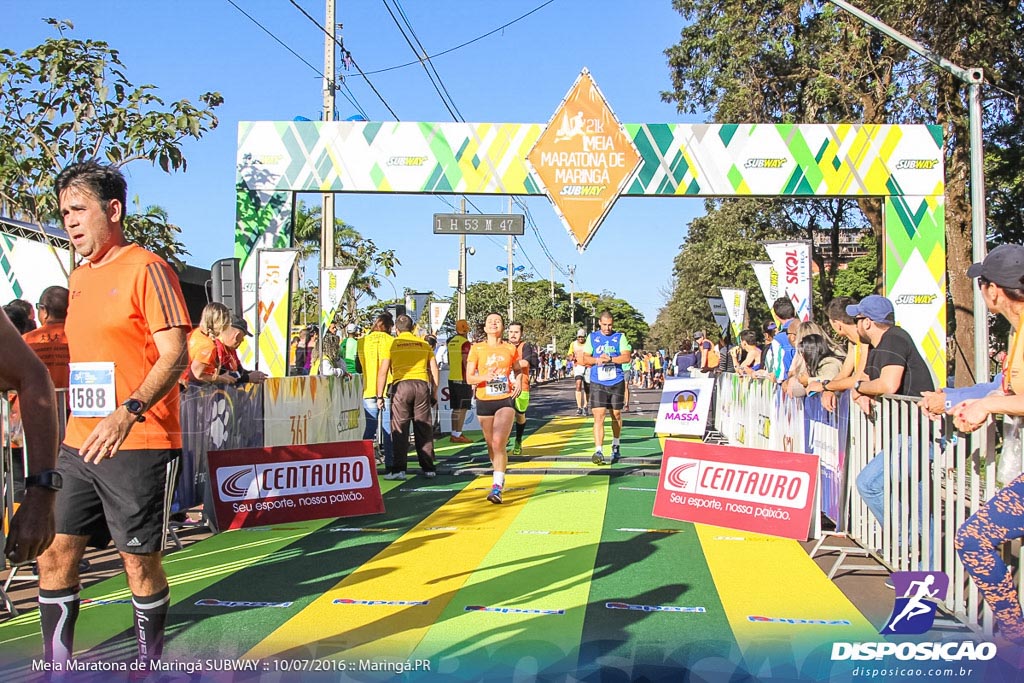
[968,244,1024,289]
[230,316,253,337]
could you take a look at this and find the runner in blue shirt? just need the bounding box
[576,310,632,465]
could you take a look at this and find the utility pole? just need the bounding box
[458,197,467,319]
[321,0,337,275]
[507,196,514,321]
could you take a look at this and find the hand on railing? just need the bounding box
[951,399,987,434]
[917,390,948,422]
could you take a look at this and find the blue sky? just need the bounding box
[6,0,707,322]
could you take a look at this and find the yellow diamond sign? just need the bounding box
[526,68,641,252]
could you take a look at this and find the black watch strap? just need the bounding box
[122,398,147,422]
[25,469,62,491]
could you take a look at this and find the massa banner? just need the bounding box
[654,377,714,437]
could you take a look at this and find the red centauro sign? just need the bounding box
[653,440,819,540]
[208,441,385,530]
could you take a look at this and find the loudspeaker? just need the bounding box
[211,258,242,317]
[385,304,407,322]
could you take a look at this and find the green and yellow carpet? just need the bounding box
[0,415,879,681]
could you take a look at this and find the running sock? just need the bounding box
[132,586,170,665]
[493,471,505,488]
[39,586,80,663]
[612,438,620,447]
[451,431,462,438]
[515,421,525,443]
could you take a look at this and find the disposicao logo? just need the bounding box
[881,571,948,635]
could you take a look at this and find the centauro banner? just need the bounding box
[720,287,747,341]
[764,241,812,322]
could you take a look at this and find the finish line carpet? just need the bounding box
[0,415,878,681]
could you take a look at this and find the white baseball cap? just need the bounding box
[576,328,586,337]
[346,323,358,333]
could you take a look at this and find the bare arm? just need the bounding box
[0,313,57,565]
[376,359,392,400]
[81,326,188,464]
[428,356,440,399]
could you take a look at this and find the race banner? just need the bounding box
[319,267,354,328]
[654,377,714,437]
[764,241,812,321]
[719,287,747,341]
[207,440,384,530]
[706,297,729,334]
[653,440,820,541]
[749,261,778,321]
[262,375,365,447]
[429,301,452,334]
[257,249,298,329]
[405,292,431,324]
[805,390,849,527]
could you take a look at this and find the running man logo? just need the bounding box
[894,159,939,170]
[744,158,788,169]
[880,571,949,635]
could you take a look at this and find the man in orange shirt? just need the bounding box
[35,161,189,669]
[22,286,70,389]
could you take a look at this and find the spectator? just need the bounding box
[808,297,869,412]
[357,313,395,469]
[214,318,267,384]
[848,294,935,526]
[674,341,698,377]
[766,298,798,383]
[796,334,843,390]
[22,286,71,389]
[340,323,360,374]
[734,330,762,376]
[4,303,31,334]
[182,303,236,387]
[7,298,37,332]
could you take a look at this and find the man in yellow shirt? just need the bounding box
[357,312,395,468]
[376,314,440,479]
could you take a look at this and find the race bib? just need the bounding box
[597,364,617,382]
[69,362,116,417]
[486,376,509,396]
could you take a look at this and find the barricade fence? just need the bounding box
[713,372,1009,636]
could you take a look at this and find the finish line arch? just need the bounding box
[235,119,945,381]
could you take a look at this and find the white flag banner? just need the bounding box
[319,267,355,328]
[429,301,452,334]
[707,297,730,334]
[405,292,431,323]
[749,261,778,314]
[719,287,747,341]
[764,241,813,322]
[257,249,298,326]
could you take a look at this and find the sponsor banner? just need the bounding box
[319,267,354,329]
[525,69,642,252]
[654,377,714,437]
[706,297,730,334]
[208,440,384,530]
[764,241,812,322]
[429,301,451,334]
[749,261,778,321]
[176,383,264,530]
[405,292,431,324]
[251,246,298,376]
[719,287,747,341]
[0,232,70,309]
[653,440,819,540]
[262,375,364,447]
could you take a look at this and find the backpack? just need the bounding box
[704,342,720,370]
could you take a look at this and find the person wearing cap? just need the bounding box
[213,316,267,384]
[929,244,1024,644]
[569,328,590,416]
[446,319,474,443]
[806,297,870,411]
[847,294,934,527]
[339,323,360,375]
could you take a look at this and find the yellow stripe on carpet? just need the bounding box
[694,525,876,660]
[243,475,543,661]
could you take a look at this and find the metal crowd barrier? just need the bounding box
[712,372,1008,637]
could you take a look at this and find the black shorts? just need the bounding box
[56,444,179,554]
[449,380,473,410]
[476,397,515,417]
[589,381,626,411]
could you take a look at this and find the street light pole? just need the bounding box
[458,197,467,320]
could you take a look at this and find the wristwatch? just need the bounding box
[25,469,63,491]
[854,380,864,393]
[122,398,147,422]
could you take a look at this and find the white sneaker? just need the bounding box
[383,471,406,480]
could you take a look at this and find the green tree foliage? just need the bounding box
[289,200,400,325]
[0,19,222,270]
[661,0,1024,385]
[122,197,189,271]
[649,198,798,350]
[831,233,879,301]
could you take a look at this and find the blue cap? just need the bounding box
[846,295,895,324]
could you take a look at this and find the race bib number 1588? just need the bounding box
[68,362,116,417]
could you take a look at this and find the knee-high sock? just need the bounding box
[133,586,170,664]
[39,587,80,663]
[515,421,525,442]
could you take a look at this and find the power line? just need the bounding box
[286,0,401,120]
[364,0,558,75]
[392,0,465,121]
[225,0,368,118]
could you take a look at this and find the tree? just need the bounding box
[649,198,799,350]
[122,196,189,271]
[290,200,400,324]
[0,19,222,273]
[661,0,1024,385]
